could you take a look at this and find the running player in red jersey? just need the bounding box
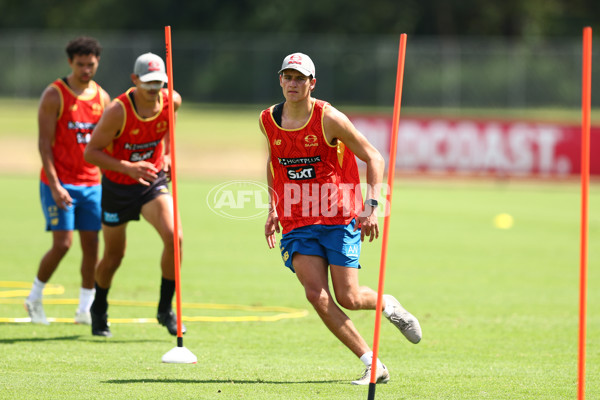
[26,36,110,326]
[260,53,422,385]
[84,53,184,338]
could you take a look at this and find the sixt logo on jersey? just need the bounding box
[286,165,315,180]
[130,150,154,162]
[76,132,92,144]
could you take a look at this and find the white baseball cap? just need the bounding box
[134,52,168,83]
[278,53,315,77]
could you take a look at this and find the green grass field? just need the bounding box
[0,99,598,399]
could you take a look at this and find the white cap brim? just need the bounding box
[139,71,168,83]
[278,65,313,77]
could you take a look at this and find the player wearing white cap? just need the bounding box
[260,52,422,385]
[84,52,185,338]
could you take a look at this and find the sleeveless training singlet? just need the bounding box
[40,78,104,186]
[261,99,362,234]
[102,88,170,185]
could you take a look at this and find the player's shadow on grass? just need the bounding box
[0,336,165,344]
[0,335,82,344]
[79,338,166,344]
[105,378,346,385]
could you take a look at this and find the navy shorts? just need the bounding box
[101,171,170,226]
[279,219,361,273]
[40,181,101,231]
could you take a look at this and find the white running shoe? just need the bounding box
[75,310,92,325]
[24,299,49,325]
[351,363,390,385]
[383,294,422,344]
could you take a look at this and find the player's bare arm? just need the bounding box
[323,106,385,242]
[260,119,280,249]
[172,91,182,111]
[38,85,73,210]
[84,101,158,186]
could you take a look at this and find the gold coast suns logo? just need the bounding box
[92,103,103,116]
[156,121,167,133]
[305,134,318,147]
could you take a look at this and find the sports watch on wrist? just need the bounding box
[365,199,378,208]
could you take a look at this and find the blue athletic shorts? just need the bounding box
[279,219,361,273]
[40,182,102,231]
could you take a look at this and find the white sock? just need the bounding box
[359,352,383,368]
[77,287,96,313]
[28,277,46,301]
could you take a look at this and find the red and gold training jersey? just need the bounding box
[103,88,170,185]
[261,99,362,234]
[40,78,104,186]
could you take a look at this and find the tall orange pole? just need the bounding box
[164,26,184,346]
[368,33,407,400]
[578,26,592,400]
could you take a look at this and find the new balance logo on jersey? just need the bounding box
[287,165,315,180]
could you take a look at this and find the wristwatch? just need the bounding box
[365,199,378,208]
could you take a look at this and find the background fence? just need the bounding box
[1,30,598,109]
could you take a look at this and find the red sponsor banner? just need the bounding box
[350,116,600,177]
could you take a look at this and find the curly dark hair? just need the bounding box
[65,36,102,60]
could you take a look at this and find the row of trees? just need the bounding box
[1,0,598,37]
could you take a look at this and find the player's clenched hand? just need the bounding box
[125,161,159,186]
[355,211,379,242]
[163,155,172,182]
[265,211,281,249]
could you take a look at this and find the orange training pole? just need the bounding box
[164,26,184,345]
[578,26,592,400]
[368,33,407,400]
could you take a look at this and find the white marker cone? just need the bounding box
[162,346,198,364]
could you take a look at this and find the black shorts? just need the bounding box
[101,171,170,226]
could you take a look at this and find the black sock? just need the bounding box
[91,282,110,315]
[158,278,175,313]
